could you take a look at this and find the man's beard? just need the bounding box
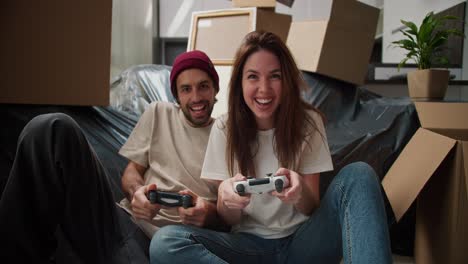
[181,100,215,127]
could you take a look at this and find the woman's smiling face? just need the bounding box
[242,49,282,130]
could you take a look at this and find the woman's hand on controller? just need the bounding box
[219,174,251,210]
[271,168,303,205]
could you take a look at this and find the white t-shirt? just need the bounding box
[119,102,218,237]
[201,110,333,239]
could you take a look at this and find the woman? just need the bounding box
[149,31,392,264]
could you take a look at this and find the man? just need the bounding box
[0,50,224,263]
[119,50,224,236]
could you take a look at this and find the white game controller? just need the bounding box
[234,175,289,196]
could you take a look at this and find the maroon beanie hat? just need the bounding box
[170,50,219,100]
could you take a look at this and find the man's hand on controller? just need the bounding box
[270,168,303,205]
[131,183,161,221]
[178,190,215,227]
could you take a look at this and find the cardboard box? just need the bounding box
[188,8,291,65]
[0,0,112,106]
[382,102,468,263]
[232,0,276,8]
[286,0,379,85]
[232,0,295,8]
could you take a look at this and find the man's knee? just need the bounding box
[24,113,77,136]
[150,225,191,261]
[21,113,79,142]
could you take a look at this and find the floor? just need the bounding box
[393,254,414,264]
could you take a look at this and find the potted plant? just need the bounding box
[392,11,464,100]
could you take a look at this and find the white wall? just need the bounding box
[159,0,231,37]
[111,0,153,79]
[382,0,465,64]
[275,0,332,21]
[212,66,232,117]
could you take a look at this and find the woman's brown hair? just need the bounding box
[226,31,323,177]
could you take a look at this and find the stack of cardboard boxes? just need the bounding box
[383,102,468,263]
[187,0,379,116]
[188,0,379,86]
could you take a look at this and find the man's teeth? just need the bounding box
[256,98,272,104]
[191,105,205,111]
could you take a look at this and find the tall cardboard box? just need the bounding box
[383,102,468,264]
[188,8,291,65]
[286,0,379,85]
[0,0,112,106]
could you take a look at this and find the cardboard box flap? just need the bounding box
[256,9,291,43]
[382,128,457,221]
[328,0,379,31]
[415,102,468,138]
[286,21,328,72]
[319,26,375,85]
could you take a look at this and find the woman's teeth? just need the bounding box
[255,98,272,104]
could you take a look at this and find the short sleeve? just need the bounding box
[201,116,230,181]
[298,111,334,174]
[118,102,157,167]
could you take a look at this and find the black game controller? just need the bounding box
[147,190,193,209]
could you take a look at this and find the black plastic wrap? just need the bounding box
[302,72,419,195]
[302,72,419,255]
[0,66,419,259]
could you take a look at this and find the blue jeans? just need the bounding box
[150,162,392,264]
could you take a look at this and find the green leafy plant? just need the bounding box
[392,11,464,70]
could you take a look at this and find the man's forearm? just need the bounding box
[121,162,146,201]
[123,179,144,201]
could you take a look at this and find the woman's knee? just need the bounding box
[334,161,380,192]
[340,161,377,181]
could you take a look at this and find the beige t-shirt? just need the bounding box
[119,101,217,236]
[201,110,333,239]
